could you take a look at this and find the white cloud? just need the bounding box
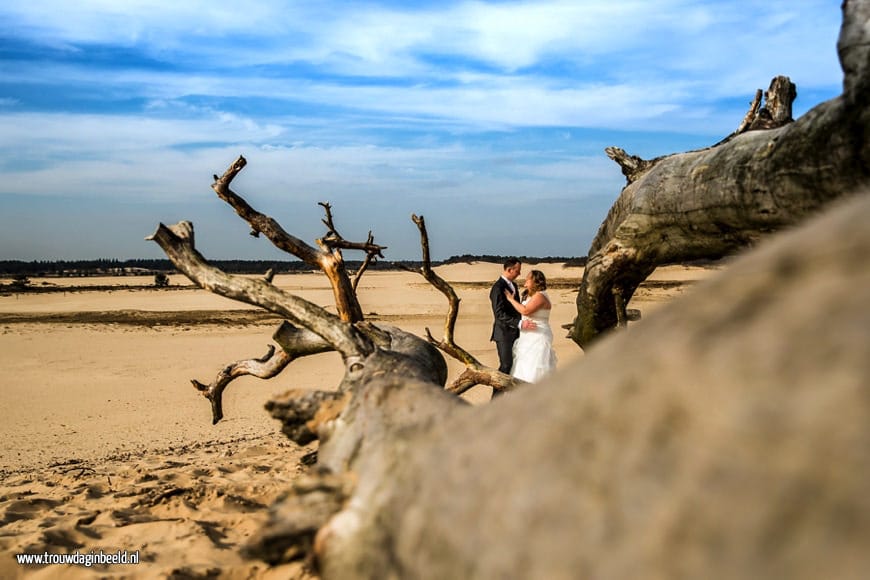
[0,0,848,259]
[3,0,842,86]
[0,108,626,206]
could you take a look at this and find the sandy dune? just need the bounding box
[0,262,714,578]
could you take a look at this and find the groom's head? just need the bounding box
[503,257,521,281]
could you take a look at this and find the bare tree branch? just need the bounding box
[317,202,387,256]
[351,245,378,293]
[614,77,797,185]
[212,156,322,265]
[605,147,663,184]
[410,213,523,394]
[190,321,336,425]
[192,344,293,425]
[211,158,369,323]
[147,221,373,361]
[736,89,764,134]
[446,367,523,396]
[317,202,386,295]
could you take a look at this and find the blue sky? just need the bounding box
[0,1,844,261]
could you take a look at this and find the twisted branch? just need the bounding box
[211,158,370,322]
[317,202,386,293]
[410,214,522,395]
[147,221,372,361]
[192,343,294,425]
[317,203,385,255]
[212,157,322,265]
[191,321,337,424]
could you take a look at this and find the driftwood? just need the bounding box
[147,186,474,569]
[570,0,870,348]
[150,157,517,426]
[409,214,524,395]
[147,207,452,407]
[148,2,870,577]
[263,190,866,579]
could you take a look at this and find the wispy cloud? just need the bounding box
[0,0,846,259]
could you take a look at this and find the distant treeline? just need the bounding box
[0,258,303,277]
[0,255,588,278]
[441,254,586,267]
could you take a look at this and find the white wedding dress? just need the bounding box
[510,291,557,383]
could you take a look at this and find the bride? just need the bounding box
[503,269,557,383]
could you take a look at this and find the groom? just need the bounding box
[490,258,523,375]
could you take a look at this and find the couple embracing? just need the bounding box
[490,258,557,387]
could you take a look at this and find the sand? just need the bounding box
[0,262,714,578]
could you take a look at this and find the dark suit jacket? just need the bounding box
[490,277,521,343]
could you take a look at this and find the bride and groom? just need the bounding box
[490,258,557,387]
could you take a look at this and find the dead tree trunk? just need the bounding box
[149,161,450,425]
[149,3,870,578]
[570,1,870,348]
[149,153,522,562]
[278,189,868,580]
[240,3,868,577]
[147,173,504,574]
[150,153,517,427]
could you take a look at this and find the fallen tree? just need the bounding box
[148,160,519,569]
[148,1,870,577]
[569,0,870,348]
[254,189,870,579]
[149,158,524,427]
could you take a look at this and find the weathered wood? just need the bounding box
[249,375,465,568]
[713,75,797,148]
[150,214,453,557]
[242,471,353,565]
[148,5,870,577]
[188,321,336,425]
[410,213,523,394]
[147,221,372,360]
[570,2,870,348]
[734,88,763,135]
[265,389,350,445]
[748,75,796,130]
[212,159,385,323]
[445,366,520,396]
[605,146,661,184]
[191,344,292,425]
[301,190,870,579]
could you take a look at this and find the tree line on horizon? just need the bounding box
[0,255,587,278]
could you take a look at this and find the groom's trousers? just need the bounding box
[496,337,516,375]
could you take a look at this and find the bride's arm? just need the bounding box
[504,291,547,316]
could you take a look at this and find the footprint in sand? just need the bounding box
[0,497,62,525]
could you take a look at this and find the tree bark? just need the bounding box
[211,158,385,324]
[242,3,870,577]
[570,1,870,348]
[258,190,870,579]
[149,3,870,578]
